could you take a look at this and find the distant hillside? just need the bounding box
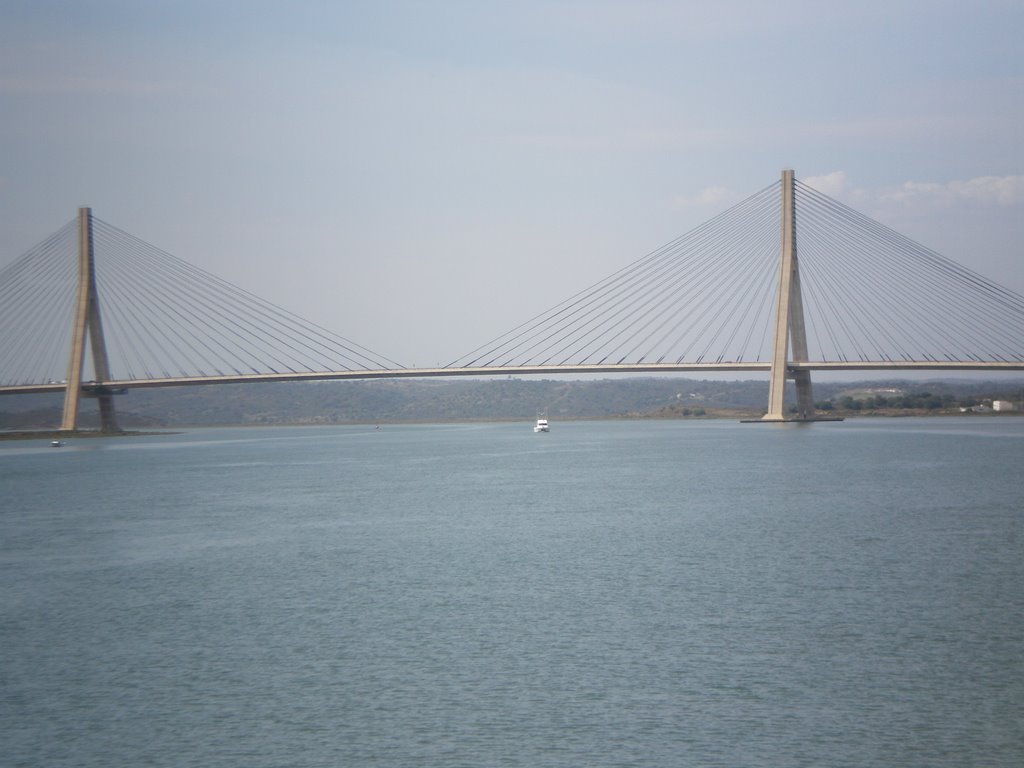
[3,377,1023,429]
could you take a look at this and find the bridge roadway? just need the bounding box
[3,361,1024,396]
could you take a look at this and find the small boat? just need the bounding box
[50,440,65,448]
[533,417,549,433]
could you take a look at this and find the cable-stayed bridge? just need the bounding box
[3,170,1023,430]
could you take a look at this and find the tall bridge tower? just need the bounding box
[60,207,120,432]
[763,169,815,421]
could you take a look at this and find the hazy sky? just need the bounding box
[2,0,1022,367]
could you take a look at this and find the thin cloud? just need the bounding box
[668,186,732,209]
[801,171,848,198]
[800,171,1024,210]
[673,172,1024,215]
[880,175,1024,207]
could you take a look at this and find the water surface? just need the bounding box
[2,419,1022,766]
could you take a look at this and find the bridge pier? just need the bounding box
[89,387,122,433]
[96,394,118,431]
[60,207,121,432]
[791,369,815,420]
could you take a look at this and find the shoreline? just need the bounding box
[0,429,179,442]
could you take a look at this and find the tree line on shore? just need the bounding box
[2,377,1022,429]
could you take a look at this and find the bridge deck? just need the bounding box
[3,360,1024,396]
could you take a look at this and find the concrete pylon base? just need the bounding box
[741,416,845,423]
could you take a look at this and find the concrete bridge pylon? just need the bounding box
[60,207,120,432]
[762,169,816,421]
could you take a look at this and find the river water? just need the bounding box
[2,418,1023,767]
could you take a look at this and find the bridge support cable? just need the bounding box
[680,220,779,364]
[625,190,778,363]
[540,205,775,366]
[626,224,774,364]
[599,191,778,365]
[446,183,782,370]
[447,184,776,368]
[851,211,1024,361]
[0,222,78,387]
[81,218,405,382]
[92,224,252,378]
[645,219,771,363]
[796,209,914,362]
[96,227,314,377]
[792,181,1024,364]
[797,187,973,362]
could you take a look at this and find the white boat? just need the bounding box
[533,417,549,433]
